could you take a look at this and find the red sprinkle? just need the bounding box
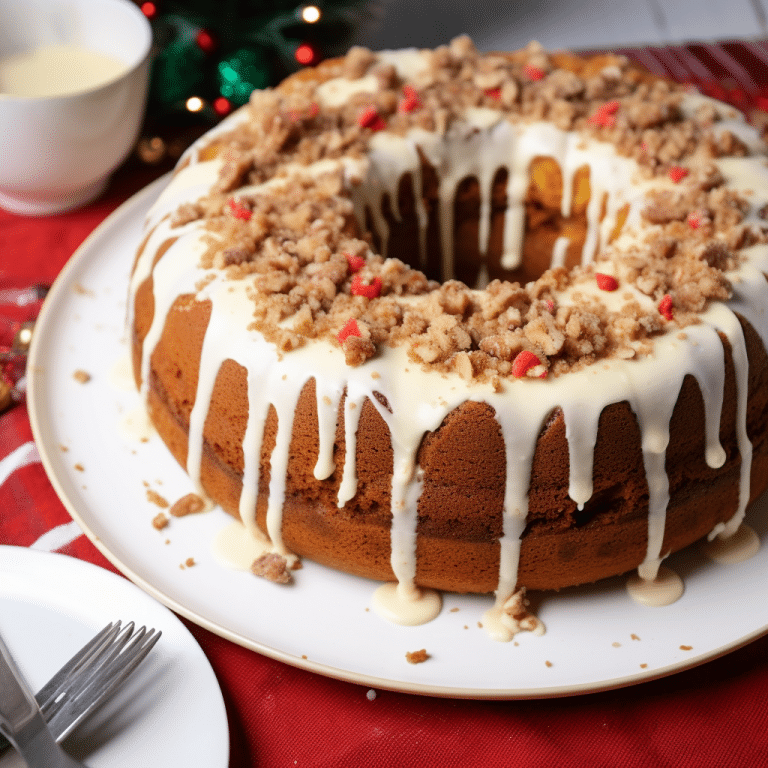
[687,211,702,229]
[484,87,501,101]
[659,294,674,321]
[398,85,421,113]
[227,198,252,220]
[545,299,555,313]
[668,166,689,183]
[595,273,619,291]
[587,100,620,128]
[358,106,386,131]
[351,275,382,299]
[523,64,545,81]
[512,350,545,379]
[345,252,366,272]
[336,318,362,344]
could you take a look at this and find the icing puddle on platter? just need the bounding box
[372,582,442,626]
[626,566,685,607]
[702,523,760,565]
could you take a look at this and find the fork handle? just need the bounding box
[0,633,38,737]
[0,635,84,768]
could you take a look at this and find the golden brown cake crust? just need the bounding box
[134,296,768,591]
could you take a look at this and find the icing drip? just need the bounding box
[551,236,569,269]
[354,116,638,282]
[132,57,768,639]
[706,304,753,541]
[337,385,366,507]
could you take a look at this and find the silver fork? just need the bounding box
[0,621,161,754]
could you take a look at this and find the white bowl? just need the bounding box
[0,0,152,216]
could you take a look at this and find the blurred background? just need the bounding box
[360,0,768,52]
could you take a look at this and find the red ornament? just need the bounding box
[196,29,217,55]
[140,1,157,19]
[595,273,619,291]
[213,97,231,116]
[668,166,689,183]
[512,350,546,378]
[337,318,362,344]
[658,294,674,321]
[295,43,319,66]
[350,275,382,298]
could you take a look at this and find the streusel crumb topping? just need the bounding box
[170,36,767,383]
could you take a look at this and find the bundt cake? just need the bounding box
[130,38,768,640]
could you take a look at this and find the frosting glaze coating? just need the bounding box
[130,43,768,639]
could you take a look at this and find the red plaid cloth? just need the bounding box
[3,42,768,768]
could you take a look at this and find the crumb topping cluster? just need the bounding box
[169,36,767,384]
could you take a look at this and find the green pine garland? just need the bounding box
[142,0,369,122]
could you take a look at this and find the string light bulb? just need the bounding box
[301,5,321,23]
[186,96,205,112]
[213,96,232,116]
[295,42,318,66]
[140,1,157,18]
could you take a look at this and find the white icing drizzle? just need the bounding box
[131,50,768,639]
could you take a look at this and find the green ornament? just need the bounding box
[217,47,270,106]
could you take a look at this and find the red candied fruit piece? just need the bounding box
[484,87,501,101]
[512,350,546,379]
[345,252,366,272]
[587,100,620,128]
[336,318,362,344]
[358,106,386,131]
[668,166,689,183]
[287,101,320,122]
[595,273,619,291]
[658,294,674,321]
[350,274,382,298]
[398,85,421,113]
[687,211,702,229]
[227,198,252,220]
[523,64,545,81]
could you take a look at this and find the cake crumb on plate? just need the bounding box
[251,553,293,584]
[169,492,206,517]
[152,512,169,530]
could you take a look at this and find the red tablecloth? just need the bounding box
[3,41,768,768]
